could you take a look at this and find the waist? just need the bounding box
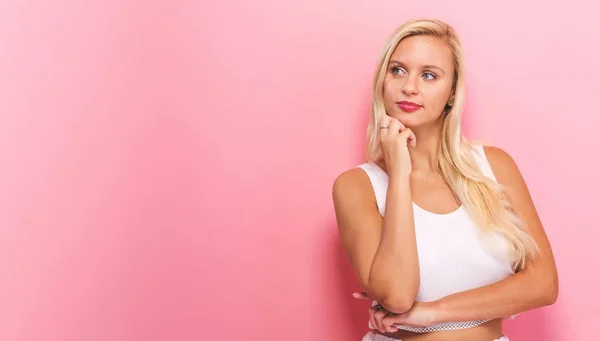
[370,318,503,341]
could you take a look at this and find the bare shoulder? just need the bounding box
[332,167,376,207]
[332,166,382,237]
[481,145,537,222]
[481,145,523,184]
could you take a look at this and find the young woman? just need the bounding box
[332,19,558,341]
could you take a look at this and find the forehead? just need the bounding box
[389,35,453,69]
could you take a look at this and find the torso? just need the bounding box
[357,144,515,340]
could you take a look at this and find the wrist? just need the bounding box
[388,171,411,182]
[429,299,447,324]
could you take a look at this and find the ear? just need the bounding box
[447,96,455,107]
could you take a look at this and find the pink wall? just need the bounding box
[0,1,598,340]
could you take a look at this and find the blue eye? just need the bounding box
[422,72,437,80]
[390,66,406,75]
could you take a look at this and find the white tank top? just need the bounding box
[356,144,516,333]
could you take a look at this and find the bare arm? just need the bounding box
[333,168,420,313]
[430,146,559,322]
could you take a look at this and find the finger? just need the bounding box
[388,115,407,132]
[388,117,401,136]
[373,307,389,332]
[382,315,400,333]
[369,304,387,332]
[378,115,391,140]
[399,128,417,147]
[352,292,373,300]
[368,305,380,331]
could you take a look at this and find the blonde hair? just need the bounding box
[365,19,538,271]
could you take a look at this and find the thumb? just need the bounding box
[352,292,373,300]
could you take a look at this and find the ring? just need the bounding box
[379,126,389,129]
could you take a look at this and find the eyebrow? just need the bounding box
[389,60,446,75]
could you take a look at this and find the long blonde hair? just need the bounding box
[365,19,538,271]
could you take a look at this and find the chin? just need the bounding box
[391,110,442,129]
[391,112,424,127]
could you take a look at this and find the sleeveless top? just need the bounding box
[356,144,516,333]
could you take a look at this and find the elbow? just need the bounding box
[366,285,416,314]
[366,278,419,314]
[541,277,559,306]
[379,295,416,314]
[534,271,558,306]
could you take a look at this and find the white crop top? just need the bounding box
[356,144,516,333]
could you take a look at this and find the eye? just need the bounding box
[422,72,437,80]
[390,66,406,75]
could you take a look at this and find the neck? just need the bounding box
[408,119,444,173]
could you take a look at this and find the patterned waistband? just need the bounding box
[393,318,491,333]
[363,331,509,341]
[386,314,516,333]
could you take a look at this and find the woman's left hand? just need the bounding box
[353,292,439,332]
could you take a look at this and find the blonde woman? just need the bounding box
[332,19,558,341]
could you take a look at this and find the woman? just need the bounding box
[332,19,558,341]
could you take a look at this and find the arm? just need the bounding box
[430,146,558,323]
[333,168,419,313]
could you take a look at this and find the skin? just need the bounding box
[332,35,558,340]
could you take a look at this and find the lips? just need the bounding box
[396,101,422,113]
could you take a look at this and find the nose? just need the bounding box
[401,75,419,96]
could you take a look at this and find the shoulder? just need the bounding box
[482,145,518,172]
[480,145,525,189]
[332,165,383,217]
[468,140,520,174]
[332,167,373,202]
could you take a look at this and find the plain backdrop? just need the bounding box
[1,1,598,340]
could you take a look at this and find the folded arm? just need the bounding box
[333,167,420,313]
[431,146,558,323]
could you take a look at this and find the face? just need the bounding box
[383,35,455,128]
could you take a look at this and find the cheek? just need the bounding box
[383,80,400,100]
[423,91,446,108]
[422,85,452,108]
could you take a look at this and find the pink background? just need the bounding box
[1,1,598,340]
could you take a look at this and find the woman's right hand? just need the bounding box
[379,115,416,177]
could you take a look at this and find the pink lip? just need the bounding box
[396,101,422,113]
